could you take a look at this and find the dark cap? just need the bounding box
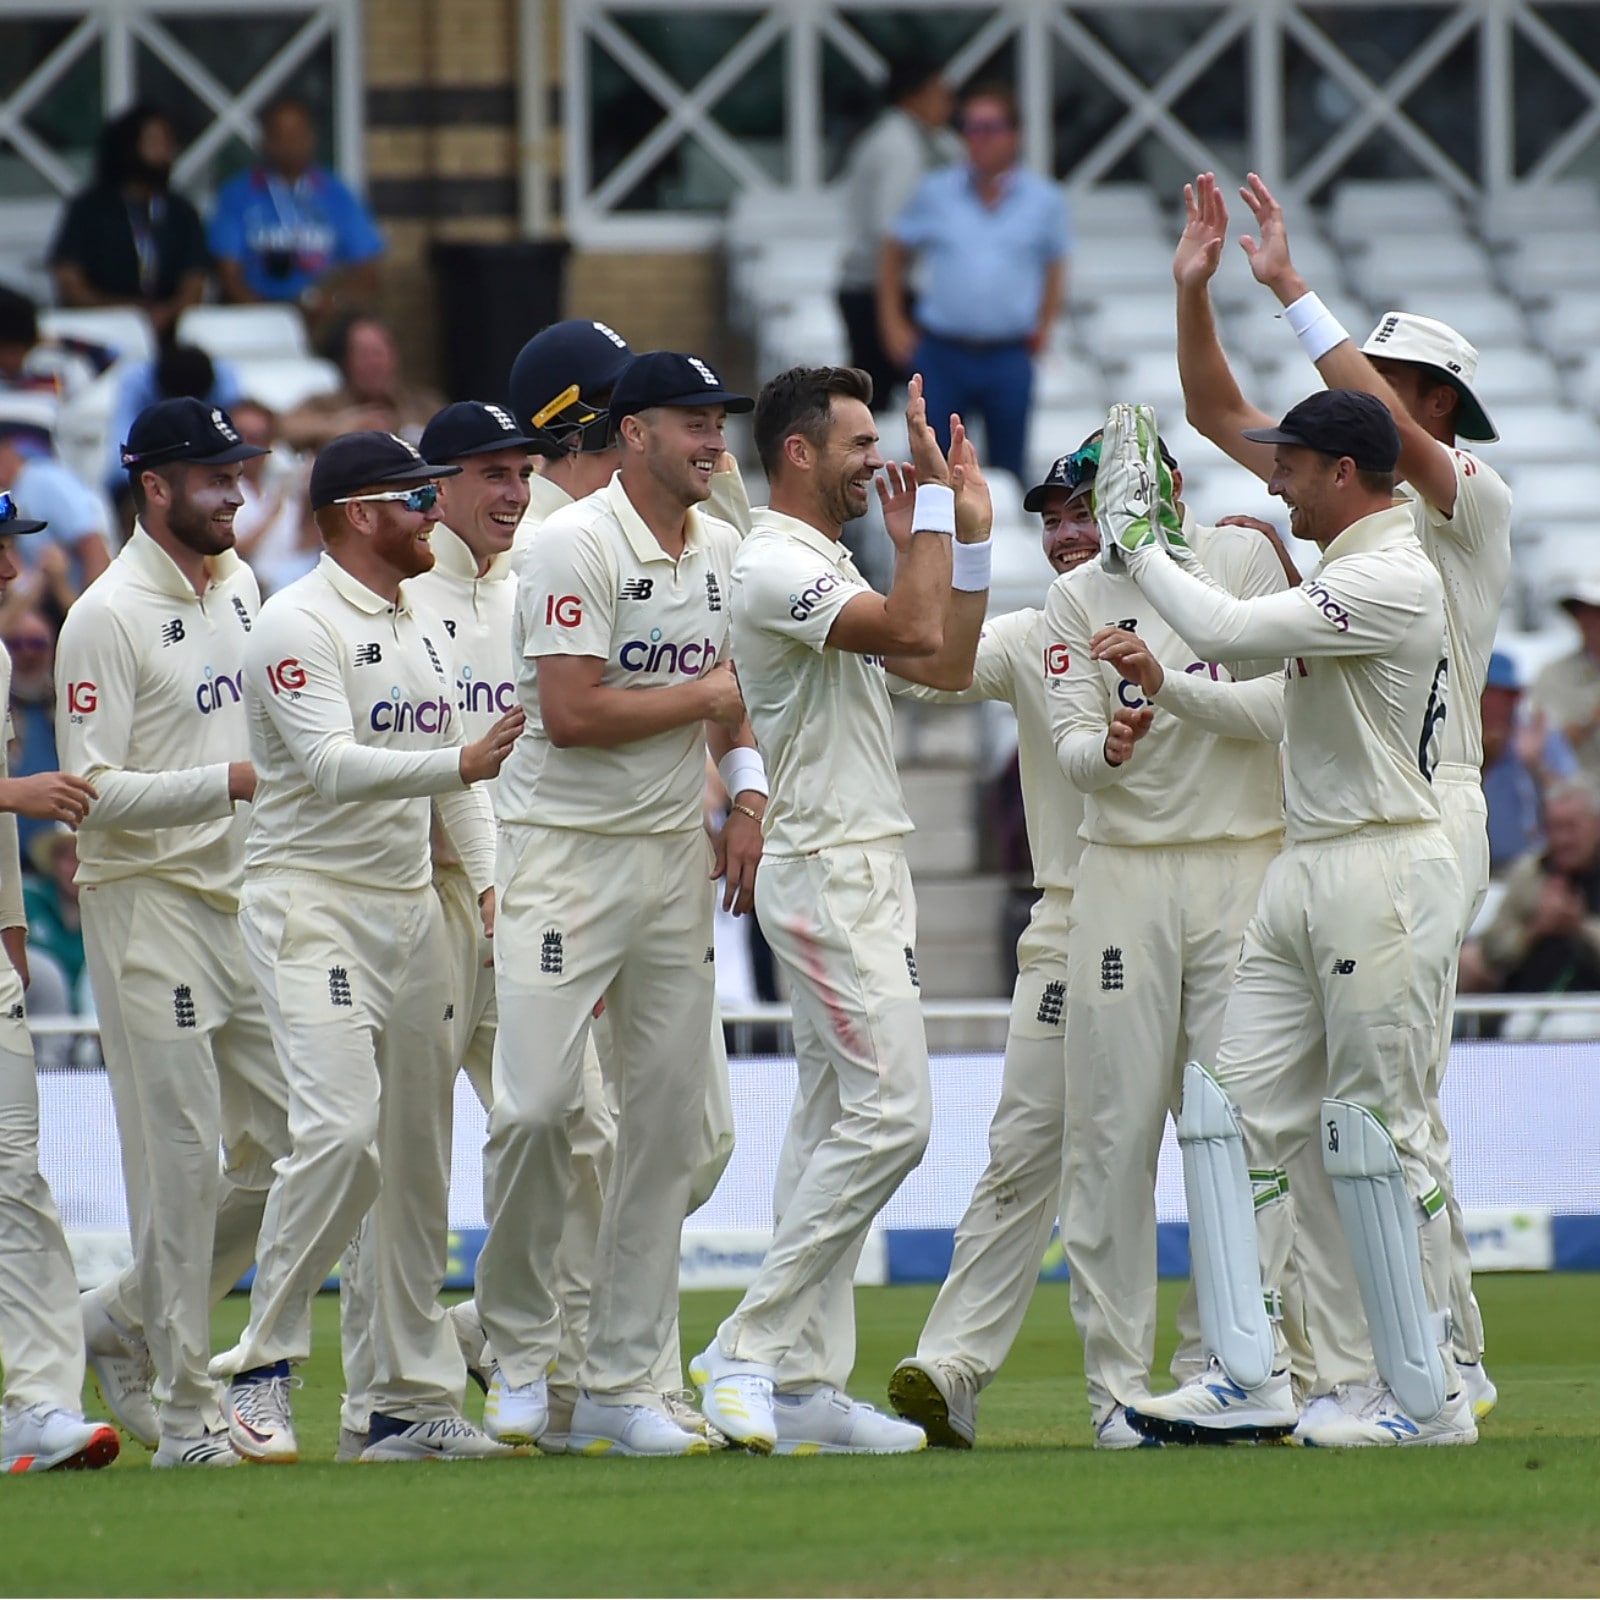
[609,351,754,426]
[0,490,47,537]
[419,401,538,464]
[1023,426,1176,513]
[1241,389,1402,473]
[121,397,268,473]
[309,430,463,512]
[508,319,635,456]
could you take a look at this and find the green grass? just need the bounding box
[6,1277,1599,1596]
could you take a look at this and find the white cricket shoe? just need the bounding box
[153,1428,240,1468]
[449,1301,492,1395]
[360,1412,518,1462]
[221,1361,299,1463]
[774,1387,926,1455]
[2,1406,120,1473]
[335,1427,369,1463]
[1459,1360,1499,1419]
[887,1357,977,1449]
[484,1369,547,1446]
[1125,1359,1298,1444]
[689,1342,776,1454]
[1094,1405,1163,1450]
[1297,1382,1478,1448]
[665,1388,729,1449]
[538,1391,574,1455]
[568,1393,710,1458]
[1291,1383,1379,1445]
[82,1294,159,1449]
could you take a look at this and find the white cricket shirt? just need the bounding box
[505,473,739,836]
[243,553,495,893]
[0,646,25,932]
[57,526,256,909]
[1128,503,1448,841]
[731,506,913,858]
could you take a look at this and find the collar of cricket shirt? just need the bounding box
[431,521,514,586]
[605,472,707,567]
[124,521,243,601]
[754,505,852,566]
[1318,501,1416,565]
[318,549,409,616]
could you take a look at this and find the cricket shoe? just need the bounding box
[221,1361,299,1463]
[2,1406,120,1473]
[153,1428,240,1468]
[1296,1382,1477,1448]
[335,1427,369,1463]
[1290,1382,1379,1445]
[775,1387,926,1455]
[82,1294,159,1449]
[538,1390,575,1454]
[887,1357,977,1449]
[1094,1405,1162,1450]
[360,1412,518,1462]
[1125,1359,1297,1445]
[689,1341,776,1454]
[568,1394,710,1457]
[665,1388,729,1449]
[1459,1360,1498,1420]
[484,1369,547,1446]
[449,1300,492,1395]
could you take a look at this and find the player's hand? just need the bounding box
[712,795,764,916]
[875,459,918,553]
[905,375,953,488]
[1091,627,1164,698]
[1238,173,1307,304]
[227,761,257,803]
[478,886,496,960]
[882,315,919,372]
[698,660,746,729]
[459,707,526,783]
[0,771,97,826]
[1103,705,1154,768]
[948,416,993,543]
[1174,173,1229,290]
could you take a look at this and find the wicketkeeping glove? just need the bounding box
[1094,402,1189,571]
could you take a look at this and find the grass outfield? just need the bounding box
[6,1276,1599,1597]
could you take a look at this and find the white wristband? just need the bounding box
[951,538,992,592]
[1283,290,1349,363]
[717,745,768,800]
[912,483,956,536]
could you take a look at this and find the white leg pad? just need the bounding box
[1176,1063,1275,1391]
[1321,1098,1448,1423]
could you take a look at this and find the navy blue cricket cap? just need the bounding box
[121,397,268,473]
[309,430,462,512]
[1242,389,1402,474]
[419,401,538,464]
[508,319,635,455]
[609,351,754,426]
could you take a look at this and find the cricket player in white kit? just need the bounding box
[1175,171,1509,1417]
[211,430,524,1463]
[1093,396,1475,1449]
[478,350,763,1458]
[695,367,989,1455]
[0,491,120,1476]
[58,398,290,1468]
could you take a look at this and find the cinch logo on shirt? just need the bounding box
[1116,659,1222,710]
[458,666,516,714]
[546,594,583,627]
[67,681,97,715]
[618,632,717,675]
[370,693,453,735]
[790,573,843,621]
[1044,643,1070,676]
[1302,579,1351,633]
[266,658,307,696]
[195,667,244,714]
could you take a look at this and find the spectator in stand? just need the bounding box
[0,286,106,402]
[1482,649,1578,875]
[48,105,210,340]
[1530,579,1600,789]
[229,398,319,595]
[2,606,63,868]
[209,96,384,335]
[836,56,959,410]
[279,312,441,451]
[877,81,1070,477]
[104,341,241,506]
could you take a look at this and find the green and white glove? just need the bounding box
[1094,402,1188,570]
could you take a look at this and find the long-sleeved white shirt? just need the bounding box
[56,526,255,909]
[1127,503,1448,841]
[0,647,26,933]
[242,552,495,893]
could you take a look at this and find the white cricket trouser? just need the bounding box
[914,887,1069,1387]
[1062,839,1277,1422]
[717,842,931,1388]
[80,877,288,1434]
[479,824,714,1402]
[0,961,85,1415]
[1214,824,1462,1388]
[211,872,465,1421]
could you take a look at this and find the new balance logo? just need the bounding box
[703,946,715,964]
[160,619,185,647]
[443,1003,455,1021]
[705,571,723,613]
[1036,980,1065,1027]
[329,966,352,1007]
[355,642,382,666]
[6,1004,22,1020]
[1101,947,1124,991]
[541,931,563,975]
[423,636,445,679]
[620,578,654,601]
[173,985,196,1029]
[1377,1413,1421,1440]
[232,596,253,632]
[904,946,920,989]
[1332,958,1357,975]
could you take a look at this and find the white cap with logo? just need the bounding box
[1361,311,1497,443]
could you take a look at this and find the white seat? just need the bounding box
[1370,290,1529,352]
[1499,234,1600,303]
[1066,182,1167,239]
[1221,294,1372,369]
[1350,239,1495,303]
[38,307,156,364]
[1074,292,1183,358]
[726,186,846,251]
[1033,345,1108,409]
[1469,346,1562,407]
[1564,348,1600,411]
[1531,294,1600,353]
[1328,179,1463,235]
[1501,463,1600,524]
[1490,403,1600,464]
[1185,461,1281,525]
[1068,240,1176,303]
[1104,349,1188,417]
[1522,532,1600,611]
[176,304,309,361]
[229,356,342,413]
[1480,182,1600,244]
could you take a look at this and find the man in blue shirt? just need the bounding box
[878,83,1070,479]
[1481,649,1579,872]
[209,97,384,330]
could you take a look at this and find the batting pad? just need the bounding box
[1177,1062,1276,1390]
[1322,1098,1449,1422]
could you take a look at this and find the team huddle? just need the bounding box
[0,171,1507,1471]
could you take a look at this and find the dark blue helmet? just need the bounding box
[507,319,634,458]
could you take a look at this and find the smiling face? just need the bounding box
[1038,487,1098,573]
[629,404,727,509]
[811,395,883,528]
[148,460,248,557]
[435,448,533,565]
[352,481,441,581]
[1266,443,1345,548]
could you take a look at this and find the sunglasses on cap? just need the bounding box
[1059,439,1102,490]
[0,491,25,525]
[332,483,440,514]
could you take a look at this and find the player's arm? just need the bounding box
[1217,513,1302,587]
[704,715,764,916]
[1092,625,1285,742]
[891,613,1019,707]
[1173,173,1277,480]
[1044,577,1151,790]
[0,728,28,983]
[429,627,500,896]
[707,454,753,537]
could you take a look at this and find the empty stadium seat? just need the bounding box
[1073,291,1185,358]
[1103,348,1188,417]
[1034,345,1109,410]
[1491,403,1600,463]
[1471,346,1562,407]
[1501,462,1600,524]
[1329,178,1464,236]
[176,304,309,361]
[1499,233,1600,302]
[1479,180,1600,244]
[230,356,342,413]
[1530,293,1600,352]
[39,306,155,364]
[1386,289,1529,351]
[1066,182,1168,239]
[1067,238,1178,304]
[1351,238,1496,303]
